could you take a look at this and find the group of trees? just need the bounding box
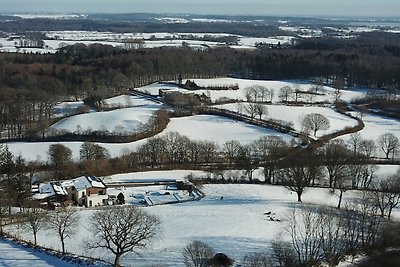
[11,204,158,267]
[135,133,289,172]
[265,131,399,203]
[283,202,386,267]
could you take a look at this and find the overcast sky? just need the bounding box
[1,0,399,17]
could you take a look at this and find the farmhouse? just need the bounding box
[32,181,70,208]
[32,175,108,208]
[62,176,108,207]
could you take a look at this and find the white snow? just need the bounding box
[8,113,290,161]
[103,170,208,184]
[49,105,161,134]
[52,101,87,117]
[6,175,398,266]
[103,94,159,108]
[157,114,293,145]
[2,77,381,162]
[216,103,359,137]
[138,78,366,104]
[0,238,78,267]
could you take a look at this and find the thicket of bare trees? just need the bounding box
[285,201,383,267]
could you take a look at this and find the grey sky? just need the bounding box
[1,0,399,17]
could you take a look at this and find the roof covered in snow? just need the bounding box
[34,182,68,200]
[62,175,106,191]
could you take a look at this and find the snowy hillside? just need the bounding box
[6,177,399,266]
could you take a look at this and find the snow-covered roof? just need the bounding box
[35,182,68,200]
[62,175,106,191]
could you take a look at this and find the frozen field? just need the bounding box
[49,105,161,134]
[0,31,298,54]
[216,103,359,137]
[6,177,400,266]
[5,77,397,162]
[138,78,366,103]
[8,114,286,162]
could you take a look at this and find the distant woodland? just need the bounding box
[0,32,400,139]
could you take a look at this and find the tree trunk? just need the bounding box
[337,190,343,209]
[114,254,121,267]
[297,192,302,202]
[61,238,65,254]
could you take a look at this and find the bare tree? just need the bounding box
[244,102,258,120]
[285,206,323,266]
[164,132,191,166]
[277,155,312,202]
[48,207,80,254]
[183,240,215,267]
[347,133,363,157]
[348,164,377,189]
[260,86,272,103]
[335,167,352,210]
[87,206,160,267]
[302,113,330,137]
[244,86,260,102]
[332,78,345,103]
[370,172,400,219]
[271,238,297,267]
[255,103,268,120]
[137,136,166,168]
[359,139,376,159]
[312,78,324,94]
[239,144,258,182]
[377,132,399,159]
[342,192,383,251]
[23,205,48,245]
[321,139,351,188]
[198,141,219,164]
[278,86,293,103]
[80,142,109,161]
[223,140,242,167]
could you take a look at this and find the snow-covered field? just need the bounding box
[347,112,400,141]
[0,30,298,54]
[0,237,78,267]
[8,113,292,162]
[52,101,87,117]
[49,105,161,134]
[216,103,359,137]
[138,78,366,103]
[160,114,294,144]
[6,172,400,266]
[5,77,396,162]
